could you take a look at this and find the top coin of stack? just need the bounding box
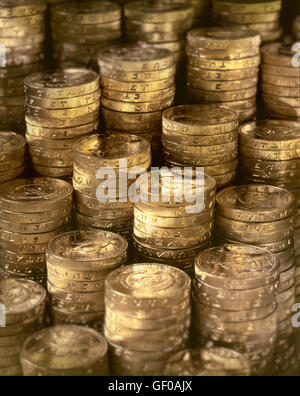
[186,27,261,122]
[50,1,122,69]
[21,325,109,376]
[24,69,100,179]
[0,132,26,183]
[213,0,282,44]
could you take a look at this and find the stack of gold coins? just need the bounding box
[164,347,251,376]
[24,69,100,180]
[163,104,239,189]
[46,230,128,328]
[50,1,122,69]
[0,178,73,285]
[98,44,176,155]
[186,27,261,122]
[73,134,151,240]
[213,0,282,44]
[0,278,46,377]
[133,169,216,275]
[0,132,26,183]
[193,244,280,376]
[215,185,297,374]
[21,325,109,376]
[293,16,300,40]
[105,263,191,376]
[0,0,46,133]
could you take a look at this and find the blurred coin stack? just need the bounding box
[21,325,109,376]
[24,69,100,180]
[50,1,122,70]
[0,178,73,285]
[73,134,151,240]
[0,278,46,376]
[163,104,239,189]
[213,0,282,44]
[133,169,216,275]
[98,44,176,156]
[46,230,128,328]
[193,244,279,375]
[0,0,46,133]
[293,16,300,40]
[0,132,26,183]
[105,263,191,375]
[215,185,297,373]
[186,27,260,122]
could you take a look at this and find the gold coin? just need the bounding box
[101,96,174,113]
[261,42,295,67]
[52,29,121,45]
[213,0,281,14]
[0,33,44,47]
[25,111,99,128]
[51,19,121,34]
[187,55,260,70]
[101,75,174,93]
[187,65,259,81]
[187,86,257,102]
[126,30,187,43]
[102,86,175,103]
[240,144,300,161]
[262,74,300,89]
[163,137,237,155]
[215,11,280,24]
[100,65,176,83]
[263,93,300,107]
[25,100,100,119]
[26,120,99,139]
[25,90,100,109]
[0,1,46,18]
[163,128,237,146]
[186,45,259,60]
[188,77,258,91]
[0,13,44,28]
[262,63,299,78]
[0,132,26,163]
[124,18,192,33]
[264,102,300,118]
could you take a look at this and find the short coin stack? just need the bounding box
[0,132,26,183]
[215,185,297,374]
[213,0,282,44]
[98,44,176,155]
[193,244,280,376]
[21,325,109,376]
[24,69,100,180]
[0,278,46,376]
[163,104,239,189]
[0,0,46,133]
[73,134,151,240]
[0,178,73,285]
[51,1,122,69]
[46,230,128,328]
[105,263,191,376]
[186,27,261,122]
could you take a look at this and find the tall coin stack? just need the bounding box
[73,134,151,240]
[0,278,46,377]
[213,0,282,44]
[162,104,239,189]
[98,44,176,156]
[0,132,26,184]
[0,0,46,133]
[46,230,128,328]
[186,27,261,122]
[50,1,122,70]
[215,185,297,374]
[105,263,191,376]
[21,325,109,376]
[24,69,100,180]
[0,178,73,285]
[193,244,279,376]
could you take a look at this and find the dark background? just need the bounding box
[283,0,300,34]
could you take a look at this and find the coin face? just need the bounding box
[0,132,26,154]
[241,121,299,142]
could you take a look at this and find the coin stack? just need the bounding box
[105,263,191,376]
[50,1,122,70]
[164,347,251,376]
[163,104,239,189]
[193,244,280,375]
[0,132,26,184]
[185,27,260,122]
[21,325,109,376]
[261,42,300,120]
[24,69,100,180]
[98,44,176,155]
[215,185,297,374]
[0,178,73,285]
[46,230,128,328]
[0,0,46,133]
[0,278,47,377]
[73,134,151,240]
[213,0,282,44]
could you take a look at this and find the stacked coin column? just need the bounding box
[193,244,279,376]
[0,132,26,184]
[0,0,46,133]
[215,185,297,374]
[46,230,128,328]
[162,104,239,190]
[24,69,100,180]
[213,0,282,44]
[186,27,260,123]
[0,278,47,377]
[105,264,191,376]
[50,1,122,70]
[0,178,73,285]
